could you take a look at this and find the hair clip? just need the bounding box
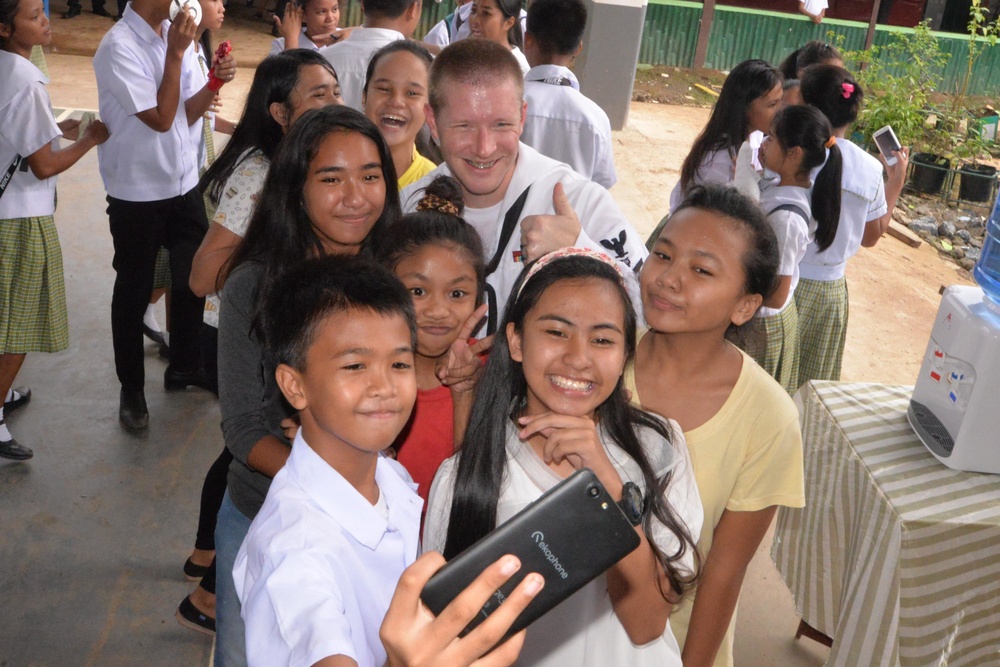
[516,247,623,299]
[416,194,460,216]
[841,82,855,99]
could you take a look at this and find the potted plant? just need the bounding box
[950,0,999,202]
[955,120,998,202]
[844,22,952,193]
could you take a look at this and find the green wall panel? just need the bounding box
[637,1,1000,96]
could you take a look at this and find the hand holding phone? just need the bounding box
[420,469,640,645]
[873,125,902,166]
[381,552,543,667]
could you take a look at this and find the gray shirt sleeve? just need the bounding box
[218,262,292,517]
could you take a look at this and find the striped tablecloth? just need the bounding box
[771,381,1000,667]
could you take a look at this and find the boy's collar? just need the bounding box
[287,431,422,550]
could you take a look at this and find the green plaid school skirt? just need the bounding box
[152,246,171,290]
[0,216,69,353]
[794,276,848,387]
[752,301,800,395]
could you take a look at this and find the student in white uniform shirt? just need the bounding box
[93,0,237,433]
[236,256,544,667]
[669,59,782,214]
[401,39,647,334]
[796,64,907,386]
[0,0,108,461]
[317,0,421,110]
[269,0,350,55]
[521,0,616,189]
[799,0,827,23]
[754,105,843,394]
[423,0,524,49]
[468,0,529,73]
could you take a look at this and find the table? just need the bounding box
[771,381,1000,667]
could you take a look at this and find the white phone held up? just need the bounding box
[873,125,902,166]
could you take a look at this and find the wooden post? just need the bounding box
[865,0,883,50]
[693,0,716,69]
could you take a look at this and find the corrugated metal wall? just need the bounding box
[636,0,1000,95]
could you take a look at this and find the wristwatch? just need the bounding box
[617,481,644,527]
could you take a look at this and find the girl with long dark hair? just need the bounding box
[469,0,529,73]
[796,64,908,385]
[424,248,702,667]
[212,105,399,665]
[175,50,342,639]
[668,59,782,213]
[753,104,843,393]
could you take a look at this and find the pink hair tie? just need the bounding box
[841,82,855,99]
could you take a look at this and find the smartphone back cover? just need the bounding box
[421,468,641,640]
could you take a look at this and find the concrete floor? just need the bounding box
[1,9,832,664]
[0,130,831,667]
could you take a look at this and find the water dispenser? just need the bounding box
[907,194,1000,474]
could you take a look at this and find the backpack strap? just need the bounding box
[0,154,22,200]
[483,185,532,335]
[767,203,810,224]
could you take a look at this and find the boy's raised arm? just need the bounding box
[379,552,544,667]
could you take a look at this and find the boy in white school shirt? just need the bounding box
[93,0,236,433]
[520,0,616,189]
[317,0,422,110]
[235,256,544,667]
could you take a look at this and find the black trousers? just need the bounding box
[107,190,207,391]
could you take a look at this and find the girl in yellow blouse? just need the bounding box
[362,40,436,190]
[628,184,806,667]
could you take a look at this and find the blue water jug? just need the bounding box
[974,191,1000,308]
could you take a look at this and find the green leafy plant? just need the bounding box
[843,21,949,150]
[950,0,1000,167]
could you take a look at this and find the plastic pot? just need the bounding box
[957,163,998,202]
[909,153,950,195]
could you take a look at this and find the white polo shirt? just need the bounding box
[759,184,813,316]
[0,51,61,219]
[93,3,200,202]
[799,138,886,281]
[318,27,404,111]
[234,431,423,667]
[521,65,617,189]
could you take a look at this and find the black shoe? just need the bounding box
[0,436,34,461]
[176,596,216,636]
[183,557,210,581]
[4,386,31,415]
[164,367,212,392]
[143,324,167,347]
[62,5,81,17]
[119,387,149,433]
[92,5,111,16]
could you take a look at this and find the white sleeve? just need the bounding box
[423,20,450,47]
[422,456,458,555]
[241,548,358,667]
[866,176,888,222]
[269,37,284,55]
[591,124,618,190]
[769,212,804,277]
[213,154,270,237]
[565,179,649,274]
[0,83,60,157]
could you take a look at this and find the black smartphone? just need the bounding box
[420,468,640,644]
